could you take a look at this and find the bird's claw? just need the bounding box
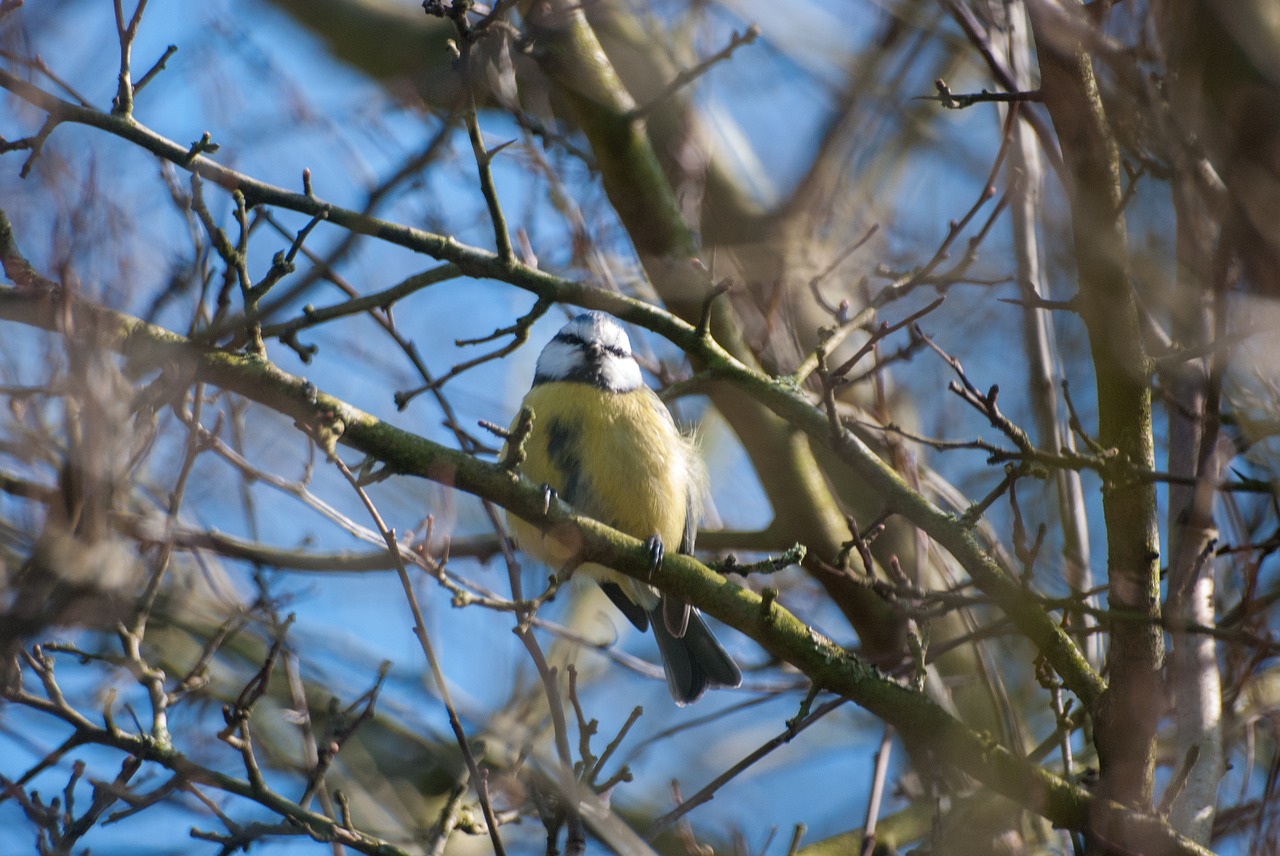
[540,484,557,516]
[644,535,664,579]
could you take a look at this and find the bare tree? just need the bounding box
[1,0,1277,853]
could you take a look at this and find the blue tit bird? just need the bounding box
[506,312,741,704]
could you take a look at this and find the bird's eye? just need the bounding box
[554,331,628,359]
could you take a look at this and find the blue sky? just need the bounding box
[3,0,1260,853]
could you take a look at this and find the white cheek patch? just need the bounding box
[535,340,582,380]
[599,354,643,392]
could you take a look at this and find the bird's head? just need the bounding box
[533,312,644,393]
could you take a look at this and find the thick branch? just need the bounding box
[518,0,907,658]
[0,287,1205,853]
[1029,0,1162,817]
[0,63,1096,710]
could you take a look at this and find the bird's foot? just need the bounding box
[644,535,664,580]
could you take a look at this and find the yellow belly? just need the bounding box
[505,382,690,609]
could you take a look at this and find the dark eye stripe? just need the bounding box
[555,331,629,358]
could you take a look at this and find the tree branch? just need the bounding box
[0,285,1211,852]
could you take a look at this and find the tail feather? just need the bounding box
[662,595,690,637]
[600,582,649,631]
[651,598,742,705]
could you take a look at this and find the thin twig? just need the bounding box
[860,726,894,856]
[111,0,150,116]
[647,697,847,838]
[919,77,1043,109]
[627,25,761,120]
[132,44,177,95]
[330,455,508,856]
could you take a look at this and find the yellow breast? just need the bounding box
[505,382,691,599]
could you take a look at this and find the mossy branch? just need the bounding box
[0,286,1206,852]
